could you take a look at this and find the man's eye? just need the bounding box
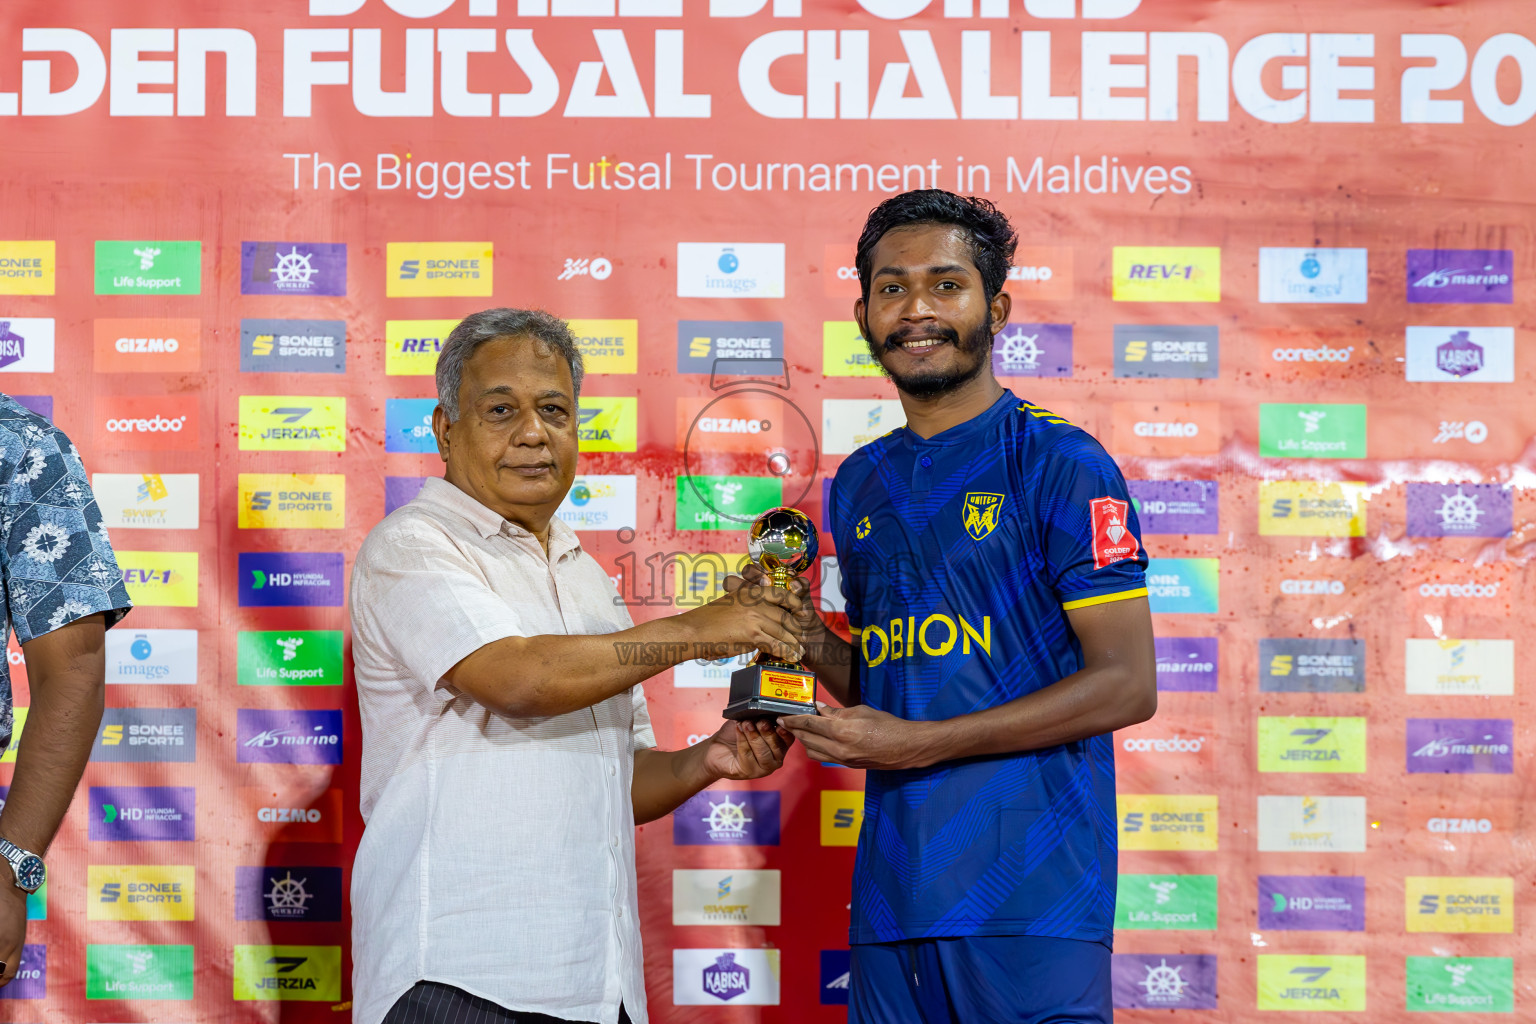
[543,405,566,416]
[489,405,511,415]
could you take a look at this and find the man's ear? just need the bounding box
[431,404,452,464]
[989,289,1012,336]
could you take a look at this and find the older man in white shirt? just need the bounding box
[349,308,806,1024]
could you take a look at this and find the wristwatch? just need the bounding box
[0,837,44,893]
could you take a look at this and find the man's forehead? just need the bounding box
[463,335,572,385]
[870,224,975,271]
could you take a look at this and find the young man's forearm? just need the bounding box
[804,625,858,707]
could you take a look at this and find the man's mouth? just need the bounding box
[505,462,554,475]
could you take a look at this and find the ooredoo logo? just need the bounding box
[95,396,199,451]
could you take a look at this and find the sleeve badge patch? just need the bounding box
[1090,496,1140,569]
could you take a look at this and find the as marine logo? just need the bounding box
[962,493,1004,541]
[1090,497,1139,568]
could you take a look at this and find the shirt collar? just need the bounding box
[415,477,581,559]
[900,388,1018,449]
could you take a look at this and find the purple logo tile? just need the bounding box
[1130,480,1218,534]
[674,790,780,846]
[89,786,195,841]
[385,476,430,515]
[1406,483,1512,538]
[240,242,347,296]
[238,552,344,607]
[0,944,45,999]
[236,709,343,765]
[992,323,1072,378]
[1407,718,1513,774]
[1112,954,1218,1009]
[1258,876,1365,931]
[235,866,344,922]
[821,478,833,534]
[0,321,26,370]
[702,952,751,1002]
[1407,249,1513,304]
[1155,637,1217,692]
[12,395,51,421]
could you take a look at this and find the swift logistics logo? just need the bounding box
[1114,874,1217,931]
[1407,249,1514,304]
[556,474,637,531]
[577,397,638,452]
[94,240,201,295]
[820,790,864,846]
[0,318,54,372]
[86,944,194,1000]
[89,786,195,842]
[1405,957,1514,1012]
[674,949,781,1005]
[1406,718,1513,774]
[569,318,638,374]
[1129,480,1218,534]
[823,399,905,454]
[1259,403,1367,458]
[1257,717,1367,773]
[238,630,344,686]
[92,317,200,374]
[1260,639,1366,693]
[677,320,783,374]
[1404,638,1514,696]
[1259,876,1366,931]
[90,473,199,530]
[1405,326,1515,382]
[92,708,196,763]
[1118,794,1218,851]
[238,397,346,452]
[386,242,492,297]
[1408,877,1513,934]
[991,323,1073,378]
[236,709,343,765]
[88,865,195,921]
[384,319,455,375]
[1113,325,1218,379]
[238,552,345,607]
[1257,955,1366,1011]
[237,474,345,529]
[677,243,785,298]
[235,867,344,922]
[118,551,199,607]
[1257,795,1367,852]
[674,790,780,846]
[1110,954,1218,1010]
[1154,637,1217,692]
[233,945,342,1001]
[823,321,883,377]
[0,240,55,294]
[240,242,346,296]
[1258,481,1368,536]
[241,318,347,374]
[1145,558,1219,614]
[1258,247,1368,303]
[95,395,198,452]
[1406,482,1512,538]
[1112,246,1220,302]
[672,869,782,926]
[105,628,197,685]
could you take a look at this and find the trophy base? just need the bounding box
[723,662,818,720]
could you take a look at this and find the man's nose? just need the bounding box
[511,409,548,445]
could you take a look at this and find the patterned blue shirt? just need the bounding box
[0,394,132,750]
[830,390,1148,947]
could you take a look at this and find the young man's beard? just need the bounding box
[868,316,994,399]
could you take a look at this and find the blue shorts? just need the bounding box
[849,935,1111,1024]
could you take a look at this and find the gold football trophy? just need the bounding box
[723,507,821,720]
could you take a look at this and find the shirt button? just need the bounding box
[920,456,932,468]
[611,835,619,848]
[609,765,616,777]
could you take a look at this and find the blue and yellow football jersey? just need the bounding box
[829,389,1148,947]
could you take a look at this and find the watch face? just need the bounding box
[15,855,44,891]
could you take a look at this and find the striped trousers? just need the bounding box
[383,981,633,1024]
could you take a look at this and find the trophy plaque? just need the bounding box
[723,506,821,720]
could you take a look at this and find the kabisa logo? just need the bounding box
[96,396,199,452]
[1114,874,1218,931]
[235,866,343,923]
[1111,246,1221,302]
[1257,795,1367,852]
[1258,876,1366,931]
[240,242,346,296]
[240,318,347,374]
[1258,247,1368,303]
[385,242,493,297]
[384,397,439,454]
[576,397,638,452]
[1405,637,1514,696]
[1406,249,1514,305]
[0,318,55,373]
[1406,718,1513,774]
[677,320,784,374]
[820,790,863,847]
[1128,480,1218,535]
[118,551,199,608]
[238,552,345,608]
[1408,877,1513,934]
[557,255,612,281]
[105,628,197,685]
[677,243,785,298]
[1110,954,1218,1010]
[1257,956,1366,1011]
[0,240,55,295]
[94,240,201,295]
[92,708,197,764]
[673,790,780,846]
[674,949,781,1006]
[85,944,195,1001]
[384,319,455,376]
[88,865,195,922]
[1406,956,1515,1013]
[1154,637,1217,692]
[233,945,343,1002]
[1259,638,1365,694]
[703,952,750,1001]
[1257,717,1367,773]
[1118,795,1218,851]
[238,397,346,452]
[1113,325,1219,379]
[89,786,195,841]
[238,474,345,530]
[567,318,637,374]
[991,323,1073,378]
[1405,325,1514,382]
[238,630,344,687]
[1258,481,1367,537]
[236,709,343,765]
[1405,482,1512,538]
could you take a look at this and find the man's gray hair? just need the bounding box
[435,308,585,421]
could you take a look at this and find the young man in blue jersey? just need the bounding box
[772,190,1157,1022]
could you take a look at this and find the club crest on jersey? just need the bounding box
[1089,496,1139,569]
[962,493,1005,541]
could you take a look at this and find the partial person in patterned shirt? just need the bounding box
[0,394,132,988]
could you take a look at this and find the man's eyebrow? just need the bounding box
[872,263,971,278]
[476,386,571,401]
[534,389,569,402]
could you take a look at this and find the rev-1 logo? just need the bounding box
[1129,264,1195,281]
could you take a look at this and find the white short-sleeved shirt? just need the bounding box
[348,477,655,1024]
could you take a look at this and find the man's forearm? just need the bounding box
[804,627,858,707]
[0,655,105,856]
[631,745,718,825]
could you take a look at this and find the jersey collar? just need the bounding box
[899,389,1018,449]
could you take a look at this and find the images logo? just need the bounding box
[240,242,346,296]
[991,323,1073,378]
[237,474,345,530]
[91,473,199,530]
[1405,638,1513,696]
[1259,876,1365,931]
[118,551,199,608]
[1145,558,1219,614]
[1407,249,1514,305]
[0,318,54,372]
[86,944,194,1000]
[238,630,344,686]
[677,320,784,374]
[1115,875,1218,931]
[238,397,346,452]
[1154,637,1217,692]
[672,869,782,926]
[386,242,492,297]
[1118,794,1218,851]
[92,318,201,371]
[1129,480,1218,535]
[1258,481,1367,536]
[1406,718,1513,774]
[1259,638,1365,693]
[240,318,347,374]
[1113,325,1219,379]
[1259,247,1368,303]
[92,708,196,763]
[674,790,780,846]
[1257,955,1366,1011]
[95,395,199,452]
[823,399,904,454]
[1258,403,1367,458]
[1257,795,1367,852]
[94,240,201,295]
[575,396,638,453]
[105,628,197,686]
[1407,877,1513,934]
[1112,401,1221,456]
[556,474,637,532]
[89,786,195,842]
[235,867,344,923]
[1110,954,1218,1010]
[243,786,343,844]
[822,321,884,377]
[384,319,456,376]
[1406,482,1512,538]
[236,709,343,765]
[677,243,785,298]
[1405,326,1514,382]
[238,552,344,608]
[88,866,195,921]
[568,318,638,375]
[820,790,863,847]
[233,945,343,1001]
[0,241,55,295]
[1112,247,1221,302]
[677,476,783,531]
[674,949,781,1006]
[1405,956,1514,1012]
[1258,717,1366,773]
